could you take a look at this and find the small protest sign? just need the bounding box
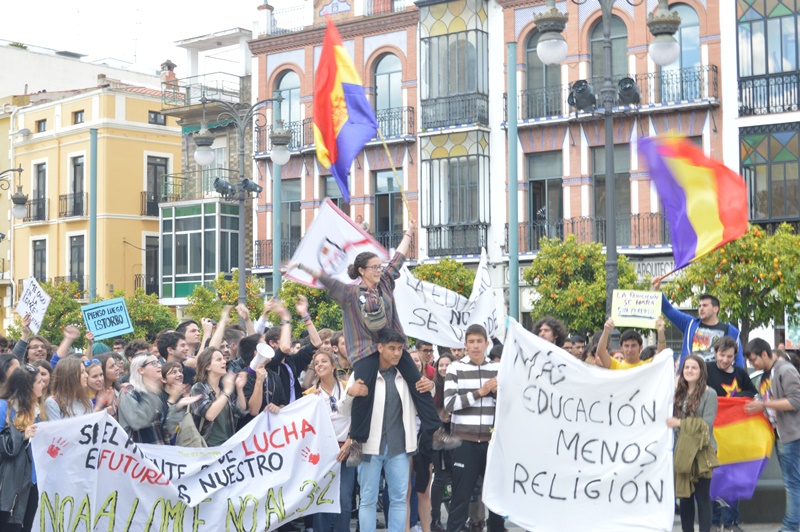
[611,289,661,329]
[15,277,51,334]
[81,297,134,340]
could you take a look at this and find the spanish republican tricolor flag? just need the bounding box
[710,397,775,503]
[640,136,748,270]
[314,18,378,203]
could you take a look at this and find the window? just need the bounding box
[69,236,85,290]
[592,144,631,220]
[145,236,159,295]
[148,111,166,125]
[276,71,301,125]
[375,54,403,136]
[661,5,701,101]
[374,170,404,250]
[73,110,84,124]
[35,119,46,133]
[32,240,47,282]
[281,179,302,257]
[528,152,563,247]
[68,156,85,216]
[422,30,489,99]
[29,163,47,221]
[525,31,562,118]
[220,208,239,274]
[323,176,350,214]
[145,156,168,215]
[741,124,800,223]
[738,0,798,78]
[426,155,489,226]
[590,16,628,84]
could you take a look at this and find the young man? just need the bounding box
[157,332,195,384]
[237,333,283,430]
[341,328,433,532]
[176,320,202,356]
[566,334,586,360]
[745,338,800,532]
[596,317,667,370]
[331,330,352,382]
[444,324,504,532]
[653,278,744,368]
[707,336,756,532]
[450,347,466,361]
[415,341,437,379]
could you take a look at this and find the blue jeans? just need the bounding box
[776,438,800,532]
[313,462,357,532]
[711,499,739,526]
[358,449,410,532]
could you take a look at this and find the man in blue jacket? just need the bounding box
[652,278,744,369]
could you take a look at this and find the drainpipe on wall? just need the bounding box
[89,128,98,300]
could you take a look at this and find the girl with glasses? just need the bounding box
[118,355,199,445]
[189,348,247,447]
[45,358,91,420]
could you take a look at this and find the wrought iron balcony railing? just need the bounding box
[162,72,245,108]
[421,93,489,129]
[426,223,489,256]
[24,198,48,222]
[739,71,800,116]
[134,273,159,296]
[376,107,415,137]
[262,4,311,36]
[505,65,719,121]
[506,213,672,253]
[374,230,416,259]
[256,120,309,153]
[253,239,303,268]
[365,0,411,16]
[160,168,240,203]
[141,191,159,216]
[59,193,87,218]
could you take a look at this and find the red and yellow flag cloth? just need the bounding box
[639,136,748,270]
[709,397,775,503]
[313,18,378,203]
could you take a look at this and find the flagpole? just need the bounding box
[376,128,413,221]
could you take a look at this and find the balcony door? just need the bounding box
[69,236,85,291]
[525,32,562,119]
[374,170,404,250]
[374,54,402,136]
[660,4,701,101]
[528,152,563,249]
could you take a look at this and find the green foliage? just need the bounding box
[7,281,86,347]
[521,235,642,333]
[184,272,265,323]
[663,224,800,344]
[410,257,475,297]
[113,288,177,342]
[278,281,342,337]
[8,42,27,49]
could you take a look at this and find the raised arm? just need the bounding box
[236,304,256,336]
[395,219,416,258]
[652,278,693,331]
[55,325,81,363]
[12,315,31,363]
[209,306,232,349]
[655,316,667,354]
[295,295,321,348]
[269,299,293,354]
[596,318,615,369]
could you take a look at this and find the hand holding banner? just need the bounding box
[15,277,51,334]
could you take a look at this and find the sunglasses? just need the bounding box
[83,359,100,367]
[329,395,338,413]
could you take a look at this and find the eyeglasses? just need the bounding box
[28,343,46,350]
[365,265,383,272]
[329,395,338,413]
[144,360,162,368]
[83,359,100,367]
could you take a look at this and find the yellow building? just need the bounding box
[8,81,182,317]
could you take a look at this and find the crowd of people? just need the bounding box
[0,222,798,532]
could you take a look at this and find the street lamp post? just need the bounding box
[1,166,28,220]
[533,0,680,318]
[194,96,290,317]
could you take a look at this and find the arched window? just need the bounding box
[661,4,701,100]
[275,71,301,148]
[590,16,628,84]
[374,54,402,136]
[525,31,562,118]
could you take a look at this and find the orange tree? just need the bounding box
[184,271,265,323]
[112,288,177,342]
[521,235,641,334]
[663,223,800,345]
[410,257,475,298]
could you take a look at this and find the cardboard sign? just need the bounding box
[15,277,51,334]
[611,289,661,329]
[81,297,134,340]
[483,320,675,532]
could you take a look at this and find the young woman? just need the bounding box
[431,354,454,532]
[160,361,189,405]
[85,360,115,415]
[0,354,20,395]
[118,354,198,445]
[293,220,457,463]
[667,354,718,532]
[189,348,248,447]
[45,357,92,420]
[304,350,354,532]
[0,366,44,531]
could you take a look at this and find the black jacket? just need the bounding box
[266,343,316,406]
[0,401,34,525]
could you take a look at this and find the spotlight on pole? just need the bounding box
[241,178,263,194]
[214,177,236,197]
[617,77,641,106]
[568,80,596,113]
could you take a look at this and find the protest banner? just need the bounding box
[81,297,134,340]
[483,319,675,531]
[285,199,388,288]
[15,277,51,334]
[394,249,500,347]
[611,289,661,328]
[787,304,800,349]
[32,395,340,531]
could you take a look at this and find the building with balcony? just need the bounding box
[158,29,257,306]
[247,0,722,327]
[720,0,800,347]
[7,77,182,317]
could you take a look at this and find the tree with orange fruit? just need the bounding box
[662,223,800,346]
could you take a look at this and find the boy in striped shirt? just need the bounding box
[444,324,504,532]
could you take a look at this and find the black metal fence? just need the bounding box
[739,72,800,116]
[421,93,489,129]
[141,191,159,216]
[59,193,86,218]
[253,239,302,267]
[426,223,488,256]
[374,231,416,259]
[24,198,48,222]
[376,107,415,137]
[134,273,158,296]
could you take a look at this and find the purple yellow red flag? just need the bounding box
[313,18,378,202]
[709,397,775,503]
[639,137,748,270]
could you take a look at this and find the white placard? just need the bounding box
[15,277,51,334]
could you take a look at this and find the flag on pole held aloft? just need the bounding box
[313,18,378,202]
[710,397,775,503]
[640,137,748,270]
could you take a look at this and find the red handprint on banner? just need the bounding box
[47,437,69,458]
[301,447,321,465]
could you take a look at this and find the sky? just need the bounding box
[3,0,268,74]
